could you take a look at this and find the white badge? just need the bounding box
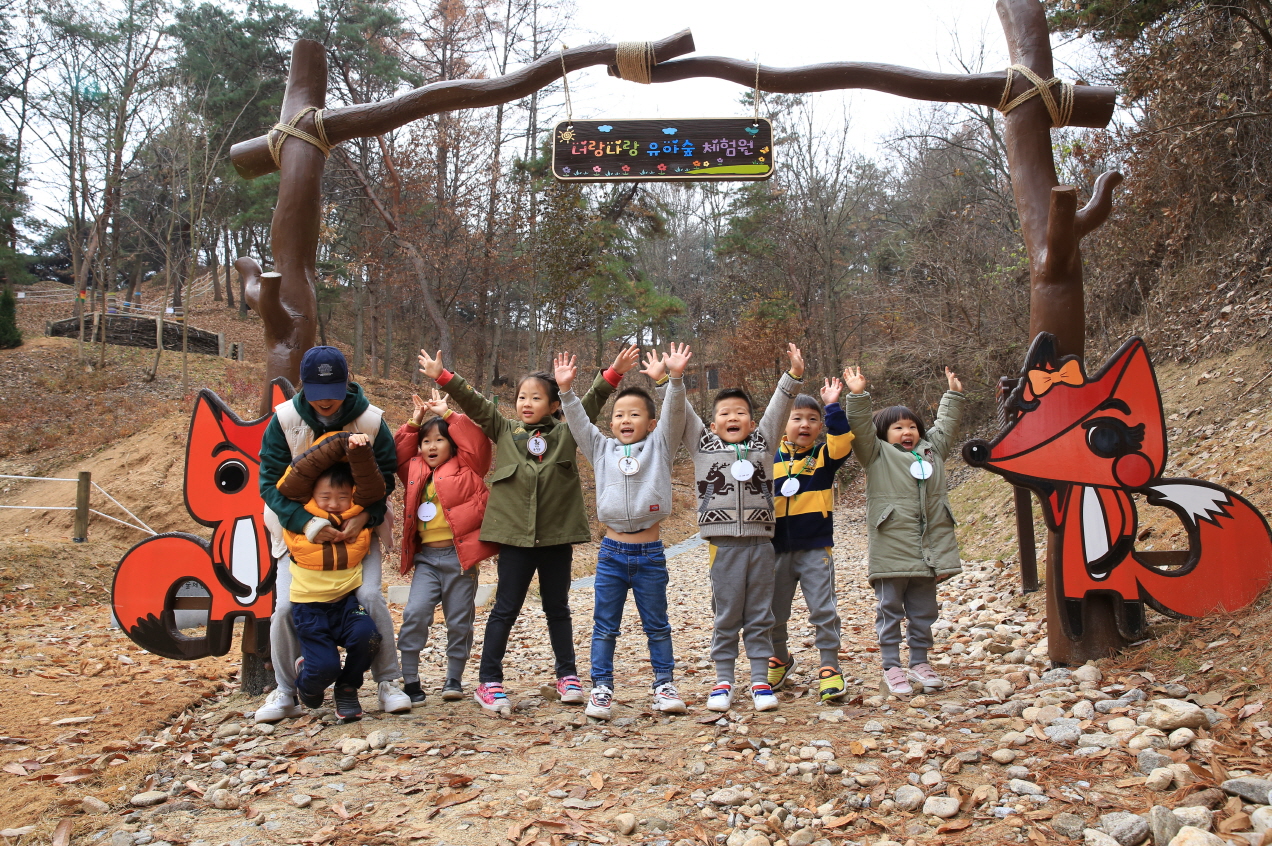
[527,435,547,456]
[909,458,934,480]
[417,502,438,522]
[730,459,755,481]
[618,455,640,476]
[780,477,800,497]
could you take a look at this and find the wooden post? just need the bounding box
[239,616,271,696]
[72,471,90,542]
[217,332,225,357]
[1014,487,1039,592]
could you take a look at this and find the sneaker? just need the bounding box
[818,667,848,702]
[882,666,913,696]
[586,685,613,720]
[294,657,324,709]
[441,678,464,701]
[706,681,734,712]
[652,682,688,714]
[403,681,427,704]
[378,680,413,713]
[906,662,945,691]
[751,683,779,712]
[254,688,303,723]
[474,682,511,714]
[556,675,585,704]
[333,685,364,721]
[767,654,797,690]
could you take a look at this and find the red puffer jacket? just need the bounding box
[395,412,500,573]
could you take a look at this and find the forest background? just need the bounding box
[1,0,1269,423]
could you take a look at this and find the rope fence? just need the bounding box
[0,472,156,539]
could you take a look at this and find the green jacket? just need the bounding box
[259,383,397,533]
[437,369,615,547]
[845,390,965,583]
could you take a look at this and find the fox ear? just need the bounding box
[269,377,295,408]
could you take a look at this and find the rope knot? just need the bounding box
[267,106,332,169]
[615,41,656,85]
[998,64,1075,128]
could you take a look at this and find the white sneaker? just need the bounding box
[706,681,734,712]
[585,685,613,720]
[378,680,413,713]
[255,688,303,723]
[652,682,687,714]
[751,683,779,712]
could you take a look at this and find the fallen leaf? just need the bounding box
[435,790,481,809]
[588,771,604,790]
[3,762,27,776]
[937,820,972,833]
[51,716,94,726]
[1220,812,1251,835]
[52,818,73,846]
[331,801,350,820]
[825,814,858,828]
[1240,702,1265,720]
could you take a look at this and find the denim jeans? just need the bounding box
[589,538,675,690]
[292,592,381,699]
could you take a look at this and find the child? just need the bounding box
[685,344,804,712]
[767,377,856,702]
[842,365,964,696]
[276,433,385,721]
[555,343,693,720]
[418,345,639,714]
[394,389,500,704]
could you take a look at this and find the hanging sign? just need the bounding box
[552,118,774,182]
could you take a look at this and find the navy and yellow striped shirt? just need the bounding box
[771,403,853,552]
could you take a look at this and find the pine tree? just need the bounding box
[0,286,21,349]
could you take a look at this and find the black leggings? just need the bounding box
[478,543,576,683]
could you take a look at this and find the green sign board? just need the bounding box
[551,118,774,182]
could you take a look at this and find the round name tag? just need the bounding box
[730,460,755,481]
[417,502,438,522]
[527,435,547,456]
[780,477,800,497]
[618,455,640,476]
[909,458,934,480]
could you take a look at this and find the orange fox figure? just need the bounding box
[111,380,293,660]
[964,334,1272,640]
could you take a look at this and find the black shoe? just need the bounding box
[403,681,427,704]
[333,685,364,721]
[295,657,324,708]
[441,678,464,700]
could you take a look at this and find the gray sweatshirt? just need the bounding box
[686,372,803,540]
[561,376,687,534]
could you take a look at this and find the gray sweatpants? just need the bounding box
[872,575,939,669]
[771,547,841,669]
[271,538,401,695]
[708,537,775,685]
[398,546,478,684]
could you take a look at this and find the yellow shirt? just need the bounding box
[416,480,454,544]
[290,560,362,604]
[284,500,368,603]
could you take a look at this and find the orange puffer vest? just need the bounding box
[283,502,372,571]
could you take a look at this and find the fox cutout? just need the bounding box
[963,334,1272,640]
[111,379,294,659]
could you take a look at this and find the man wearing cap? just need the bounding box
[254,346,413,721]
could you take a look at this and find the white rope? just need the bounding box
[0,474,80,483]
[0,473,156,535]
[92,482,156,535]
[0,505,76,511]
[90,509,156,535]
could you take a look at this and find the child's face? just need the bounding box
[611,395,657,445]
[313,477,353,513]
[516,378,560,426]
[419,429,454,469]
[711,399,757,444]
[784,407,823,449]
[886,417,922,450]
[308,397,343,417]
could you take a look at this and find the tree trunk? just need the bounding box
[382,305,393,379]
[224,229,236,309]
[353,276,365,373]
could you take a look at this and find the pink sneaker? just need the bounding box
[556,675,585,704]
[906,662,945,691]
[882,666,913,696]
[473,682,511,714]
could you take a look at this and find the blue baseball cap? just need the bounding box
[299,346,349,402]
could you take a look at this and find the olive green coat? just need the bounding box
[438,369,614,548]
[845,391,965,583]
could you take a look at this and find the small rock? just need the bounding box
[339,756,356,772]
[366,730,387,749]
[613,812,637,835]
[1221,777,1272,804]
[1099,811,1149,846]
[1053,812,1087,839]
[1072,664,1102,684]
[340,738,370,756]
[1009,779,1043,796]
[789,828,816,846]
[894,785,924,812]
[863,720,885,733]
[253,722,274,736]
[1072,700,1096,721]
[1138,749,1173,774]
[1084,829,1120,846]
[603,747,620,758]
[1149,805,1181,846]
[922,796,960,819]
[709,788,745,806]
[562,799,603,809]
[207,789,239,810]
[726,830,748,846]
[111,832,132,846]
[1143,700,1207,732]
[81,796,110,814]
[1078,732,1121,749]
[1252,805,1272,834]
[1145,768,1175,791]
[991,748,1018,764]
[523,797,543,811]
[291,794,312,808]
[1167,728,1196,749]
[986,678,1014,701]
[1107,717,1138,733]
[1172,807,1212,831]
[1177,788,1224,809]
[130,791,168,808]
[213,723,241,738]
[742,836,769,846]
[1166,827,1225,846]
[1046,725,1082,745]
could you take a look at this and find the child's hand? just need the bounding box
[820,376,843,405]
[418,349,444,380]
[410,394,428,425]
[946,366,963,393]
[611,344,640,375]
[844,366,867,395]
[554,352,578,393]
[347,433,370,448]
[639,349,667,381]
[786,343,805,379]
[425,388,448,417]
[665,342,693,378]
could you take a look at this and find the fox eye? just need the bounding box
[1082,416,1145,459]
[216,459,249,494]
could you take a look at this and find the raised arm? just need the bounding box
[843,366,883,468]
[658,342,693,453]
[556,352,604,463]
[445,411,494,476]
[925,369,966,460]
[420,348,509,441]
[756,343,805,451]
[819,377,855,471]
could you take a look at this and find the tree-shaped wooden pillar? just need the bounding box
[231,0,1120,663]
